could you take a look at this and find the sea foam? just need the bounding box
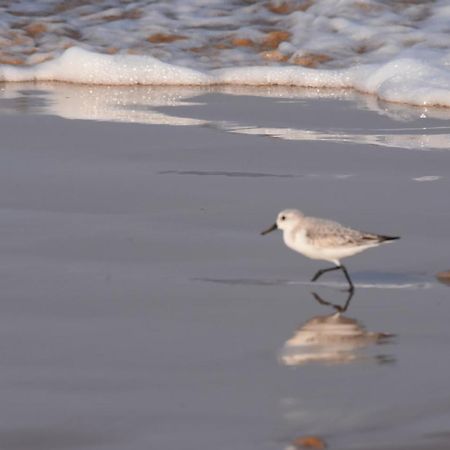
[2,47,450,107]
[2,0,450,107]
[0,47,211,85]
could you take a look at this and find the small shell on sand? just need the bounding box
[436,270,450,286]
[288,435,327,449]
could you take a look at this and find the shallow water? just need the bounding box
[1,0,447,71]
[0,85,450,449]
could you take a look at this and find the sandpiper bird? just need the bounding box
[261,209,399,291]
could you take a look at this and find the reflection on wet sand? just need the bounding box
[1,84,450,151]
[280,292,394,366]
[227,124,450,151]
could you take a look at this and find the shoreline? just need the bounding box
[1,47,450,108]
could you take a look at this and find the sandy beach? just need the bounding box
[0,84,450,450]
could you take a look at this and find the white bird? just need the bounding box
[261,209,399,291]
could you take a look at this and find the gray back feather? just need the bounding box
[304,217,380,248]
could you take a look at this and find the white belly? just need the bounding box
[283,229,377,263]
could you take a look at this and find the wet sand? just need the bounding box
[0,85,450,450]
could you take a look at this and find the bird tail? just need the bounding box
[377,235,400,243]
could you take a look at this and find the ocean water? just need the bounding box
[1,0,450,106]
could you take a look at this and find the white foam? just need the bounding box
[215,53,450,107]
[2,0,450,106]
[0,47,211,85]
[1,46,450,107]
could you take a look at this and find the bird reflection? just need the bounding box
[279,291,394,366]
[311,289,354,313]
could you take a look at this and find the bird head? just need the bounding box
[261,209,304,235]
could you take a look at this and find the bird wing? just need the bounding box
[304,217,381,248]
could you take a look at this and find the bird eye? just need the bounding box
[281,215,286,221]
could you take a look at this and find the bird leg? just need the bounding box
[311,264,355,292]
[340,265,355,292]
[311,265,341,282]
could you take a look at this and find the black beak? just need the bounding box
[260,223,277,235]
